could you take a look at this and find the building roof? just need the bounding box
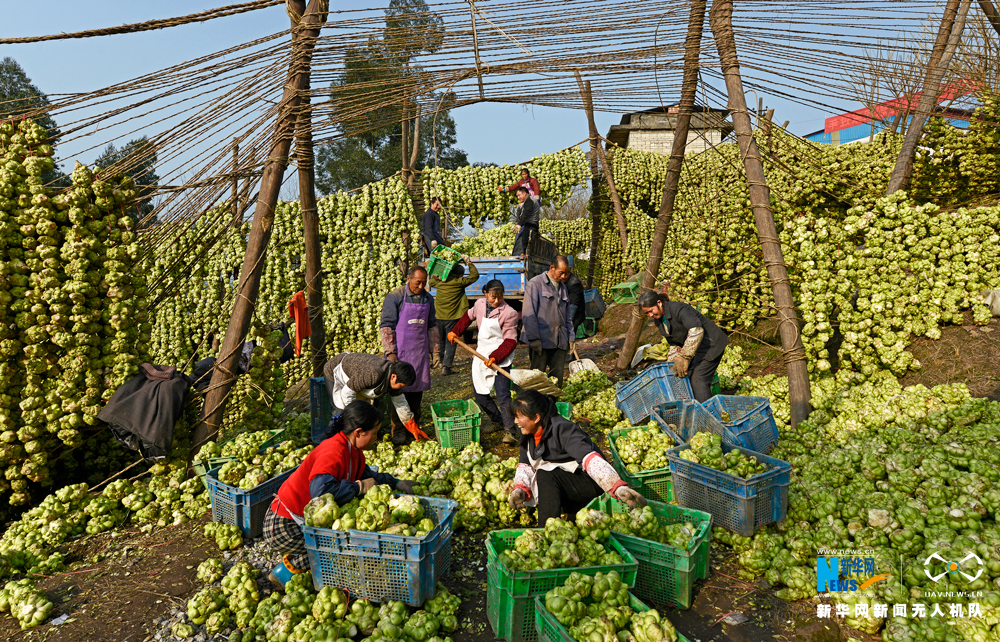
[822,78,977,134]
[606,104,733,149]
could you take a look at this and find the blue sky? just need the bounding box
[2,1,835,172]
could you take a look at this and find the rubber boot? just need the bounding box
[268,554,304,588]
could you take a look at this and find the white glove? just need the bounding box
[614,486,647,509]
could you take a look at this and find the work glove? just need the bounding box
[404,418,430,441]
[508,488,527,511]
[447,332,458,345]
[357,478,377,496]
[462,255,471,264]
[515,225,522,234]
[386,353,398,363]
[430,353,442,369]
[614,486,648,509]
[484,357,496,369]
[395,480,417,494]
[672,355,691,378]
[430,240,438,249]
[530,339,543,356]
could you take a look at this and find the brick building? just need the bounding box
[605,105,733,155]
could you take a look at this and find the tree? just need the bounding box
[93,137,160,226]
[317,0,465,194]
[0,57,57,134]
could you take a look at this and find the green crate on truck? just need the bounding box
[303,495,459,606]
[206,465,297,538]
[667,443,791,537]
[555,402,572,420]
[607,427,673,503]
[586,495,712,609]
[431,399,482,450]
[486,529,638,642]
[534,592,691,642]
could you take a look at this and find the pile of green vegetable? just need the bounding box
[613,424,673,473]
[607,505,697,550]
[574,388,620,432]
[303,486,436,537]
[497,512,625,572]
[562,369,613,404]
[677,433,768,479]
[543,571,678,642]
[0,577,53,630]
[213,439,313,491]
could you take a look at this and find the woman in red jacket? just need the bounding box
[264,400,417,586]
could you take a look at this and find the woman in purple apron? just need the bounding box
[379,266,440,445]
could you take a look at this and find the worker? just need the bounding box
[565,264,586,337]
[380,266,440,445]
[264,400,418,586]
[422,197,446,257]
[508,390,646,526]
[511,186,540,258]
[521,256,573,389]
[323,352,417,434]
[429,256,480,376]
[499,167,541,204]
[636,290,728,402]
[447,279,520,446]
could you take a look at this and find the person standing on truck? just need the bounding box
[380,266,440,445]
[422,197,446,257]
[636,290,728,402]
[511,186,540,258]
[429,256,480,376]
[447,279,520,445]
[521,256,574,388]
[499,167,541,203]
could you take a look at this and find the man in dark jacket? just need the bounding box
[636,290,728,402]
[323,352,417,416]
[429,257,480,375]
[520,256,574,388]
[566,268,586,335]
[422,198,446,257]
[511,186,540,258]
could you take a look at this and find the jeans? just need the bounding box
[436,319,460,368]
[535,467,603,527]
[529,347,568,389]
[474,366,515,436]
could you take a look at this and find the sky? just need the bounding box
[0,1,837,174]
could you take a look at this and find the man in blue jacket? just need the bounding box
[520,256,574,388]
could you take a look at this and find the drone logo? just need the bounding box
[924,552,984,583]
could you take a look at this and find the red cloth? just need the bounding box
[533,430,543,447]
[505,177,541,197]
[271,432,365,519]
[287,291,311,357]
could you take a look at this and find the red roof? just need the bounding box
[825,78,978,133]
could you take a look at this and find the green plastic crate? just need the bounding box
[607,427,674,503]
[586,495,712,609]
[192,428,285,489]
[534,592,691,642]
[486,529,638,642]
[555,402,572,420]
[431,399,482,450]
[711,374,721,397]
[430,245,462,263]
[610,281,640,304]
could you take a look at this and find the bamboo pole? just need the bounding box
[615,0,706,372]
[887,0,969,194]
[710,0,811,427]
[979,0,1000,38]
[295,7,327,378]
[574,74,631,277]
[194,0,328,449]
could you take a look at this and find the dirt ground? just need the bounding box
[2,305,996,641]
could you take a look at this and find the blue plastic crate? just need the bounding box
[616,363,693,424]
[702,396,779,454]
[206,466,297,538]
[302,495,459,606]
[310,377,334,444]
[667,443,790,537]
[651,400,739,447]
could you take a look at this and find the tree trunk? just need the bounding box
[887,0,970,194]
[615,0,707,372]
[710,0,812,428]
[979,0,1000,37]
[296,25,327,378]
[194,0,328,450]
[575,74,631,277]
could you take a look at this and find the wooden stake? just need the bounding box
[194,0,329,449]
[887,0,969,194]
[710,0,811,427]
[295,12,327,378]
[615,0,707,372]
[585,119,602,289]
[575,74,631,276]
[468,0,486,100]
[979,0,1000,38]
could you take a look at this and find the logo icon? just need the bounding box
[924,552,984,583]
[817,556,890,592]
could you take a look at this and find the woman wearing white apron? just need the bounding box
[448,280,521,445]
[507,390,647,526]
